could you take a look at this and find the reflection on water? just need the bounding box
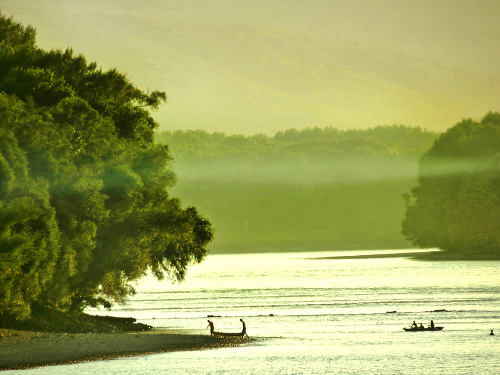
[24,250,500,375]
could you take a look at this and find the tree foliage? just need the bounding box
[156,125,436,161]
[0,14,212,319]
[402,113,500,259]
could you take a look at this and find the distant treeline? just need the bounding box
[156,125,437,160]
[156,126,439,253]
[156,115,500,259]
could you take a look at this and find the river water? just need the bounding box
[13,250,500,374]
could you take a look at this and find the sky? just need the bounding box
[1,0,499,135]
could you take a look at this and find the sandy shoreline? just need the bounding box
[0,328,251,370]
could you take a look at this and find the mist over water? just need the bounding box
[172,157,420,185]
[158,127,438,252]
[418,157,500,178]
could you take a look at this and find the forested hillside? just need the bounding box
[0,14,212,321]
[403,112,500,259]
[156,127,438,253]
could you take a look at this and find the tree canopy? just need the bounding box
[402,112,500,259]
[157,125,435,160]
[0,14,212,320]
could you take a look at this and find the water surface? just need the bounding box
[15,250,500,374]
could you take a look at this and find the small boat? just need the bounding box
[403,326,444,331]
[212,330,247,338]
[207,319,248,338]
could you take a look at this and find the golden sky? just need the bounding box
[2,0,499,134]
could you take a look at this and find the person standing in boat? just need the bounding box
[240,319,248,337]
[207,320,215,336]
[430,320,435,329]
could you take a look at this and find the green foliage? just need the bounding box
[156,125,436,161]
[402,113,500,259]
[0,14,212,319]
[0,14,37,80]
[0,67,76,106]
[156,126,438,253]
[0,127,60,319]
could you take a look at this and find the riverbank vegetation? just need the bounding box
[0,13,213,324]
[402,113,500,260]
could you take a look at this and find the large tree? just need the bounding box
[402,112,500,259]
[0,14,212,319]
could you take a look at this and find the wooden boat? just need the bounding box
[212,330,247,338]
[403,326,444,331]
[208,319,248,338]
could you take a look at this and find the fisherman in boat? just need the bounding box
[430,320,435,329]
[207,320,215,336]
[240,318,248,337]
[419,323,425,330]
[411,321,418,329]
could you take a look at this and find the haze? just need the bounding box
[2,0,499,135]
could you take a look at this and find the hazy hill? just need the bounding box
[156,126,438,253]
[3,0,498,134]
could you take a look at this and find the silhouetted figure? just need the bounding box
[207,320,215,336]
[240,318,248,337]
[490,329,494,336]
[411,320,417,328]
[430,320,435,329]
[419,323,425,330]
